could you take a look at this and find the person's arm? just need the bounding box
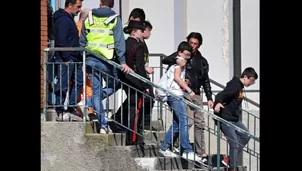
[79,17,88,47]
[214,83,239,105]
[162,52,177,65]
[202,74,213,101]
[173,66,193,93]
[132,45,150,90]
[112,17,126,65]
[214,84,239,113]
[135,45,149,79]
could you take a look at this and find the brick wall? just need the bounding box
[41,0,48,109]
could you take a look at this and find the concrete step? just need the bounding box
[135,156,245,170]
[131,148,247,171]
[134,156,197,171]
[84,131,165,147]
[85,133,127,146]
[85,122,166,145]
[154,166,247,171]
[143,130,165,143]
[154,156,246,170]
[129,144,160,157]
[41,122,148,171]
[87,117,165,132]
[154,156,198,170]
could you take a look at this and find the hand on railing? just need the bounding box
[207,100,214,109]
[146,66,154,74]
[121,64,133,73]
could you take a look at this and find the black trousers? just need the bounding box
[115,87,144,145]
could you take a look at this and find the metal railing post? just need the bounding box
[159,56,163,121]
[82,50,87,122]
[43,51,47,122]
[217,122,221,170]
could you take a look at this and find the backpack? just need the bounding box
[154,65,176,102]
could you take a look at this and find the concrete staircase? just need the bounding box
[41,108,249,171]
[42,106,248,171]
[85,120,247,171]
[41,121,247,171]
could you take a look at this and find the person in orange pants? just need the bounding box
[77,73,97,120]
[76,8,97,120]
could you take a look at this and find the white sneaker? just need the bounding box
[69,113,83,121]
[173,147,180,153]
[56,112,83,122]
[56,113,70,121]
[181,152,202,162]
[159,149,178,157]
[100,128,107,134]
[100,126,113,134]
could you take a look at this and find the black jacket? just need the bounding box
[123,37,150,91]
[214,77,244,122]
[162,50,213,100]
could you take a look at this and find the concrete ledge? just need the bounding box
[41,122,148,171]
[85,133,127,146]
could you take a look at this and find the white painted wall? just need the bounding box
[124,0,176,55]
[186,0,231,90]
[241,0,260,110]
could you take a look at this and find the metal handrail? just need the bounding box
[211,90,259,93]
[43,47,259,142]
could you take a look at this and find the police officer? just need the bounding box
[80,0,132,134]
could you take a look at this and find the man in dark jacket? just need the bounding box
[214,67,258,171]
[162,32,213,163]
[53,0,84,121]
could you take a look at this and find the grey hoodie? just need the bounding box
[79,7,126,64]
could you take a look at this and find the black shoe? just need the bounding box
[88,113,98,121]
[196,155,210,167]
[201,155,209,166]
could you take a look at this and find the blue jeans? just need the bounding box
[86,97,92,107]
[221,121,250,168]
[86,56,119,127]
[55,59,83,114]
[48,56,56,105]
[161,96,193,153]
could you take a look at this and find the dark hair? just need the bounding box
[241,67,258,79]
[123,20,145,34]
[101,0,114,8]
[47,1,55,39]
[128,8,146,21]
[144,20,153,30]
[177,41,193,53]
[186,32,203,46]
[65,0,83,8]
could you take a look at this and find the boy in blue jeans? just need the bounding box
[214,67,258,171]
